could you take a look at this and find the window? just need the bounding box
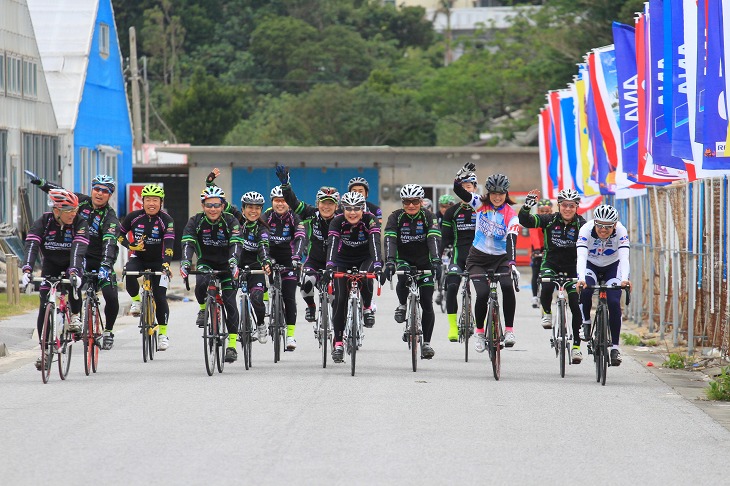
[99,23,110,58]
[7,56,22,96]
[0,53,5,95]
[0,131,7,221]
[23,133,59,219]
[22,59,37,98]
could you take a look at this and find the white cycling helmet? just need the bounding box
[241,191,265,206]
[593,204,619,223]
[557,188,581,204]
[200,185,226,201]
[340,191,366,208]
[270,185,284,199]
[399,183,425,200]
[348,176,369,192]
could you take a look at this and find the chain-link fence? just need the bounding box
[608,176,730,357]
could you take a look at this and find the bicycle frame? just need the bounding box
[35,275,76,383]
[237,266,266,371]
[478,271,510,381]
[268,264,290,363]
[81,272,104,376]
[458,272,474,362]
[541,273,578,378]
[124,270,164,363]
[393,267,431,372]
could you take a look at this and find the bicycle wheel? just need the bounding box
[140,297,149,363]
[216,306,225,374]
[320,294,329,369]
[272,292,281,363]
[83,298,93,376]
[40,303,54,384]
[593,313,602,383]
[91,304,102,373]
[409,297,419,372]
[558,300,566,378]
[462,291,472,363]
[350,307,359,377]
[600,305,609,386]
[58,312,72,380]
[147,296,156,361]
[204,302,217,376]
[490,304,502,381]
[240,296,251,371]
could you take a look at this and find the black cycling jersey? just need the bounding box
[39,182,119,268]
[263,208,301,265]
[384,208,441,268]
[281,184,335,266]
[441,203,476,264]
[23,213,89,272]
[181,212,243,267]
[118,209,175,264]
[238,219,270,268]
[366,201,382,222]
[326,213,382,268]
[518,208,586,270]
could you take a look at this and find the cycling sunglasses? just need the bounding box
[204,202,223,209]
[92,186,112,194]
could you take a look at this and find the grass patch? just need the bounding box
[0,294,39,320]
[706,367,730,401]
[621,333,641,346]
[663,353,691,369]
[644,339,658,347]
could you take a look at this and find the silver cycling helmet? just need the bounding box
[593,204,619,223]
[241,191,265,206]
[399,183,425,200]
[485,173,510,193]
[348,176,369,193]
[340,191,366,209]
[270,185,284,199]
[557,188,581,204]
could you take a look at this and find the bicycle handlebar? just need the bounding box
[123,271,165,277]
[581,284,632,305]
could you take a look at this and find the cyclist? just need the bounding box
[436,194,456,228]
[422,198,433,212]
[326,191,383,363]
[238,191,272,343]
[576,204,631,366]
[264,185,302,350]
[529,199,553,309]
[441,170,478,341]
[180,186,243,363]
[21,189,88,371]
[275,165,339,324]
[519,188,586,363]
[203,167,244,221]
[29,174,121,349]
[453,166,521,351]
[383,184,441,359]
[117,183,175,351]
[348,176,382,223]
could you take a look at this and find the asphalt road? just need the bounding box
[0,273,728,485]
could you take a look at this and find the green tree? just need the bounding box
[166,70,249,145]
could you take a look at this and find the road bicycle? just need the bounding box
[457,272,474,363]
[237,266,267,371]
[541,273,578,378]
[333,269,379,376]
[123,270,164,363]
[35,275,79,384]
[394,266,431,372]
[305,269,333,369]
[268,264,292,363]
[479,270,517,381]
[187,268,232,376]
[80,272,104,376]
[434,246,451,314]
[583,282,631,386]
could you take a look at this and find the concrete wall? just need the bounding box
[157,146,540,218]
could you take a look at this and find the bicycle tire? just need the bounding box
[140,297,149,363]
[241,296,251,371]
[204,301,217,376]
[410,295,419,372]
[271,290,281,363]
[58,313,72,380]
[147,295,156,361]
[558,299,566,378]
[600,305,609,386]
[91,303,102,373]
[321,293,329,369]
[83,298,93,376]
[350,305,359,377]
[462,290,472,363]
[593,313,601,383]
[490,303,501,381]
[40,303,54,384]
[215,305,225,374]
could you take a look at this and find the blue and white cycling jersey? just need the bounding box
[466,192,520,256]
[576,220,630,281]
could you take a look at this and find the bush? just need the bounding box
[706,367,730,401]
[663,353,686,369]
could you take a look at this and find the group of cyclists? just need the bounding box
[20,160,631,371]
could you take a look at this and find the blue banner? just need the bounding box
[649,0,686,169]
[586,79,614,195]
[548,104,559,188]
[702,0,730,169]
[560,93,579,192]
[613,22,639,181]
[694,0,706,143]
[670,0,693,159]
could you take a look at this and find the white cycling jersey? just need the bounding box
[576,220,630,282]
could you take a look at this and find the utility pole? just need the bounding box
[129,27,143,164]
[143,56,150,144]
